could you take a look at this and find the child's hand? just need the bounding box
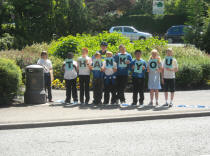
[166,68,173,71]
[157,68,161,72]
[101,67,105,72]
[113,68,117,73]
[132,65,135,69]
[126,60,130,64]
[142,66,145,70]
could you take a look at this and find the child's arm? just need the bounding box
[62,64,65,72]
[101,61,106,72]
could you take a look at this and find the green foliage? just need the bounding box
[49,32,167,59]
[176,62,203,88]
[0,58,22,105]
[49,56,64,80]
[0,33,14,50]
[0,43,49,69]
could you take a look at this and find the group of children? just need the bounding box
[38,42,178,107]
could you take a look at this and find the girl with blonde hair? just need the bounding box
[147,49,162,106]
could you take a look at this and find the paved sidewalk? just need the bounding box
[0,90,210,129]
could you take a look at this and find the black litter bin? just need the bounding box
[24,65,46,104]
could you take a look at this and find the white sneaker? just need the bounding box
[163,102,169,107]
[169,102,173,107]
[73,101,78,105]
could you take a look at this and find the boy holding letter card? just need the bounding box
[90,52,104,105]
[77,48,92,104]
[63,52,78,104]
[147,49,162,106]
[130,50,147,106]
[102,51,117,105]
[162,48,178,107]
[114,44,132,105]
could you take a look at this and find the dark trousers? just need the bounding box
[132,77,145,104]
[65,78,78,102]
[79,75,90,103]
[104,79,117,104]
[93,78,104,104]
[44,73,52,101]
[116,75,128,102]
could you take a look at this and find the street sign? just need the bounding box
[153,0,164,15]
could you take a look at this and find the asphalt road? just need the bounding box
[1,117,210,156]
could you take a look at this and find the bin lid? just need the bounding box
[26,65,44,69]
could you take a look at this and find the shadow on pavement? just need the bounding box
[137,105,154,111]
[153,106,170,111]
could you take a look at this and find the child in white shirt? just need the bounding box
[77,48,92,104]
[63,52,78,104]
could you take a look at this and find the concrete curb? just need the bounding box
[1,110,210,130]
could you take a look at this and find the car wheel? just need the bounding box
[139,37,146,40]
[167,38,173,43]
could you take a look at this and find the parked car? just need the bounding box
[165,25,192,43]
[109,26,152,41]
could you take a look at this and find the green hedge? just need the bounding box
[49,32,167,59]
[0,58,22,105]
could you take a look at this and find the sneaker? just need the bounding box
[80,102,85,105]
[131,103,137,106]
[73,101,78,105]
[65,100,70,104]
[148,101,153,106]
[169,102,173,107]
[116,99,119,105]
[49,100,54,103]
[139,101,144,105]
[121,101,128,107]
[163,102,169,107]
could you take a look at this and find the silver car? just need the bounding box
[109,26,152,41]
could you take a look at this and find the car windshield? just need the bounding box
[168,26,186,35]
[124,27,134,33]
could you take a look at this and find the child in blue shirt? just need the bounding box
[90,52,104,105]
[102,51,117,105]
[130,50,147,106]
[114,44,132,105]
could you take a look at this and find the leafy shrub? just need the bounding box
[49,36,80,59]
[49,32,167,59]
[0,33,14,50]
[49,56,64,81]
[176,62,203,88]
[0,58,22,105]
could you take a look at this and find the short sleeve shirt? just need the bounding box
[162,58,178,79]
[37,59,52,73]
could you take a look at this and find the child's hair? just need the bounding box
[41,51,48,57]
[135,50,142,55]
[82,47,88,53]
[100,42,108,46]
[150,49,161,63]
[106,51,113,56]
[119,44,125,49]
[67,52,74,58]
[166,48,173,53]
[94,52,101,57]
